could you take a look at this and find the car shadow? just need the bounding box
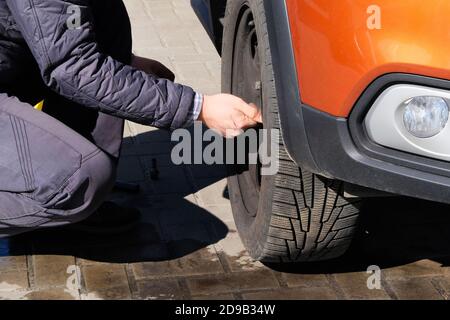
[267,196,450,274]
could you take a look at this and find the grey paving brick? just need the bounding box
[281,273,331,289]
[161,33,196,49]
[81,286,131,300]
[174,62,215,82]
[144,193,198,210]
[196,178,230,206]
[123,121,134,141]
[186,270,279,296]
[131,27,164,48]
[25,288,79,300]
[204,204,234,223]
[187,163,227,180]
[333,272,391,300]
[389,278,443,300]
[384,260,450,280]
[125,0,152,18]
[433,277,450,299]
[0,270,29,292]
[132,247,223,279]
[192,294,235,300]
[155,204,217,226]
[145,178,194,195]
[82,264,129,292]
[0,256,27,272]
[242,287,339,300]
[135,278,187,300]
[162,222,217,244]
[33,255,75,289]
[117,156,145,182]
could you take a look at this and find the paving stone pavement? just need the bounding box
[1,0,450,300]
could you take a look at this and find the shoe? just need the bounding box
[66,201,141,235]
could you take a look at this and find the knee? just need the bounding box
[50,150,117,219]
[79,151,117,208]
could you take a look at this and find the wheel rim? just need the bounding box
[231,6,263,218]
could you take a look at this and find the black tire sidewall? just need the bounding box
[222,0,278,260]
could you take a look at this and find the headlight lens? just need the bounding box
[402,96,449,138]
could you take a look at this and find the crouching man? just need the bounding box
[0,0,261,237]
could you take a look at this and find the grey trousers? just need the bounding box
[0,94,120,237]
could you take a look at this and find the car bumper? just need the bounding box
[291,73,450,204]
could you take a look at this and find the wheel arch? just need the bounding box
[191,0,227,54]
[191,0,322,173]
[260,0,320,174]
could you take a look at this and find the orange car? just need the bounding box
[192,0,450,263]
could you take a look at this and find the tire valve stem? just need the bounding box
[150,158,160,181]
[248,20,255,27]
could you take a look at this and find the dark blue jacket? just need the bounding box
[0,0,196,133]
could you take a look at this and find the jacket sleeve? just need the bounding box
[6,0,196,130]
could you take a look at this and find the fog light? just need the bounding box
[402,96,449,138]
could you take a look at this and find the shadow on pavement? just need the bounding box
[2,128,450,272]
[267,196,450,274]
[0,128,230,264]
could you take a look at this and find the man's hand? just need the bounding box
[198,94,263,138]
[131,55,175,81]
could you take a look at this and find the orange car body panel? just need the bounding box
[285,0,450,118]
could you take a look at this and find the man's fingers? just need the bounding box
[224,128,244,138]
[253,109,263,123]
[248,103,263,123]
[233,114,258,130]
[238,102,263,123]
[241,118,258,129]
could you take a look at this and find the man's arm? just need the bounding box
[6,0,195,130]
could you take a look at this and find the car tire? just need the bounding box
[221,0,363,262]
